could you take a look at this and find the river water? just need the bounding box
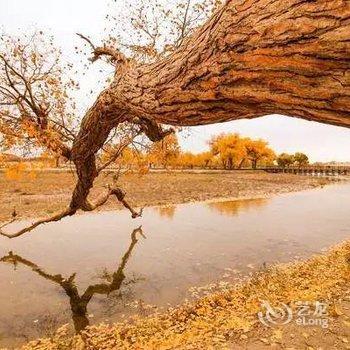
[0,182,349,347]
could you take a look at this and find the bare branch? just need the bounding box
[98,133,141,173]
[77,33,128,65]
[86,186,143,218]
[0,208,75,239]
[76,33,96,51]
[175,0,192,48]
[110,187,144,218]
[0,183,143,240]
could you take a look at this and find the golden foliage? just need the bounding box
[4,162,38,181]
[100,132,283,171]
[244,138,276,169]
[148,134,180,168]
[0,32,76,160]
[209,133,276,169]
[4,162,27,181]
[277,152,309,168]
[210,133,247,169]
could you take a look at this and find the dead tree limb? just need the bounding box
[77,33,128,65]
[0,208,75,239]
[0,186,142,239]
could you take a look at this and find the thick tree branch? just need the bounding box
[91,47,127,64]
[107,0,350,128]
[134,117,175,142]
[109,187,144,218]
[86,186,143,218]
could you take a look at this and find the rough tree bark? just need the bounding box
[1,0,350,238]
[73,0,349,208]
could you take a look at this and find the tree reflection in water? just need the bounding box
[207,198,269,217]
[155,206,176,219]
[0,226,145,333]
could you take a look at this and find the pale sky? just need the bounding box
[1,0,350,162]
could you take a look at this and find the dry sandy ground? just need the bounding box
[0,170,333,222]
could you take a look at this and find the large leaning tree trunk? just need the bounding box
[116,0,350,128]
[1,0,350,238]
[72,0,350,200]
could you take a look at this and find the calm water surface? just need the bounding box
[0,183,349,347]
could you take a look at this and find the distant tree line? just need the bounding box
[0,132,310,173]
[99,132,310,171]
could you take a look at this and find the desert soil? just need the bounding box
[0,169,333,222]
